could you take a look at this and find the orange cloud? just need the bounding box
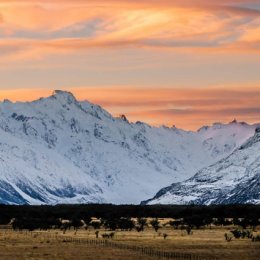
[1,86,260,130]
[0,1,259,133]
[0,0,259,62]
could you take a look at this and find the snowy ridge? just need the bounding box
[144,128,260,205]
[0,90,258,205]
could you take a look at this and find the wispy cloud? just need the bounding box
[0,0,259,61]
[0,1,259,130]
[1,86,259,130]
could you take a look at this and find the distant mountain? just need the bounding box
[143,128,260,205]
[0,90,258,205]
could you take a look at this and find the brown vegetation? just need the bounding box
[0,222,259,260]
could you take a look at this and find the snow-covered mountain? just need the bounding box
[0,90,258,205]
[143,127,260,205]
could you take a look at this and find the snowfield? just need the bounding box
[0,90,258,205]
[144,128,260,205]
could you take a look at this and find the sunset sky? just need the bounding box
[0,0,259,130]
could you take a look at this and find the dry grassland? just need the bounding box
[0,225,259,260]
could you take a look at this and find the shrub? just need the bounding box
[118,218,135,231]
[230,229,241,239]
[91,221,101,230]
[169,220,182,229]
[186,226,192,235]
[252,235,260,242]
[224,233,232,242]
[150,218,161,232]
[136,218,147,232]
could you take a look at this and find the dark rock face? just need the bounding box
[0,181,28,205]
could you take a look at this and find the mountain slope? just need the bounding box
[0,90,258,205]
[144,128,260,205]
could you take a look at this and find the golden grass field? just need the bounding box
[0,224,259,260]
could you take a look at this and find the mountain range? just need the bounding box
[0,90,259,205]
[143,127,260,205]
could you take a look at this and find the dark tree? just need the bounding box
[103,219,118,231]
[136,217,147,232]
[91,221,101,230]
[118,218,135,231]
[169,220,182,229]
[150,218,161,232]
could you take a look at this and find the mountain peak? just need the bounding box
[230,118,237,124]
[51,90,76,104]
[52,89,73,96]
[119,114,129,122]
[3,99,12,104]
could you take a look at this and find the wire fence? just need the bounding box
[19,231,219,260]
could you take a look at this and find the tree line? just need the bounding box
[0,204,259,228]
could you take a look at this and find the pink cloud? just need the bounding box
[1,86,259,130]
[0,0,258,61]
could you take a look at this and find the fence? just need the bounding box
[20,231,219,260]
